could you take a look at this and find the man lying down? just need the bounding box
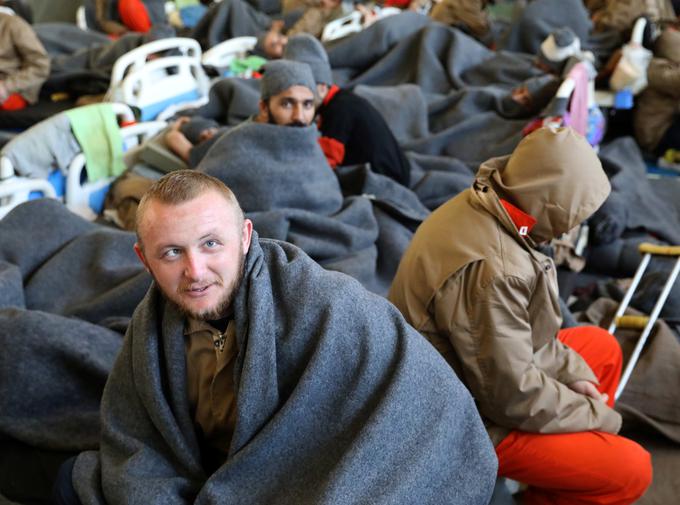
[53,170,497,504]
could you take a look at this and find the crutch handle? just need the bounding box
[638,243,680,256]
[614,315,650,330]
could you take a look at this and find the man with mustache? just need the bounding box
[283,34,411,186]
[53,170,498,504]
[254,59,317,128]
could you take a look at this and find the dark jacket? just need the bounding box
[317,86,411,186]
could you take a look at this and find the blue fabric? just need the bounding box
[52,456,81,505]
[179,5,207,28]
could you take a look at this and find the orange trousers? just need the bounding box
[495,326,652,505]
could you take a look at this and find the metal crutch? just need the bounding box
[607,243,680,401]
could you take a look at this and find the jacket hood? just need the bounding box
[655,28,680,63]
[476,127,610,243]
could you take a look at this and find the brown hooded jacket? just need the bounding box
[389,127,621,445]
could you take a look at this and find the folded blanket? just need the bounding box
[73,235,498,504]
[190,0,271,50]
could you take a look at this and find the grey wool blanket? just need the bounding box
[498,0,592,55]
[0,200,150,451]
[45,25,175,97]
[190,0,272,50]
[73,235,498,504]
[197,121,429,294]
[335,23,542,92]
[189,28,554,210]
[178,77,260,126]
[327,24,553,181]
[326,12,433,85]
[598,137,680,246]
[35,22,110,58]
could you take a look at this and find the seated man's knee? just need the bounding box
[589,325,623,361]
[610,439,653,502]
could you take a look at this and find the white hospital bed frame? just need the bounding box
[0,104,167,220]
[201,36,258,78]
[105,37,210,121]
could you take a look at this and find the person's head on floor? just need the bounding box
[536,27,581,75]
[490,126,610,244]
[258,59,317,127]
[133,170,253,321]
[507,74,561,116]
[255,29,289,59]
[283,34,333,100]
[179,117,220,145]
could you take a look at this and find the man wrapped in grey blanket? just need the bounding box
[69,171,497,504]
[198,120,430,295]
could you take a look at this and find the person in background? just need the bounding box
[0,3,49,111]
[389,127,653,505]
[284,34,411,185]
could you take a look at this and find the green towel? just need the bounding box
[175,0,200,8]
[229,55,267,76]
[65,104,126,183]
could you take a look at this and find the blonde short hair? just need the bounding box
[135,170,244,246]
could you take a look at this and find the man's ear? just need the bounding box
[256,100,268,123]
[242,219,254,254]
[134,243,151,272]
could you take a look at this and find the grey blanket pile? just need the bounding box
[179,77,261,126]
[43,25,175,97]
[498,0,592,55]
[198,121,429,294]
[191,22,553,210]
[326,12,433,85]
[190,0,272,50]
[0,200,150,451]
[4,0,680,486]
[35,23,110,58]
[72,235,497,504]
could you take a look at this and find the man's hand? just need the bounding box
[568,380,609,404]
[169,116,191,132]
[356,4,377,27]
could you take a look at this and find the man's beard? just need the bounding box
[155,248,247,321]
[267,111,307,128]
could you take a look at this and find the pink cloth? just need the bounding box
[564,62,589,136]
